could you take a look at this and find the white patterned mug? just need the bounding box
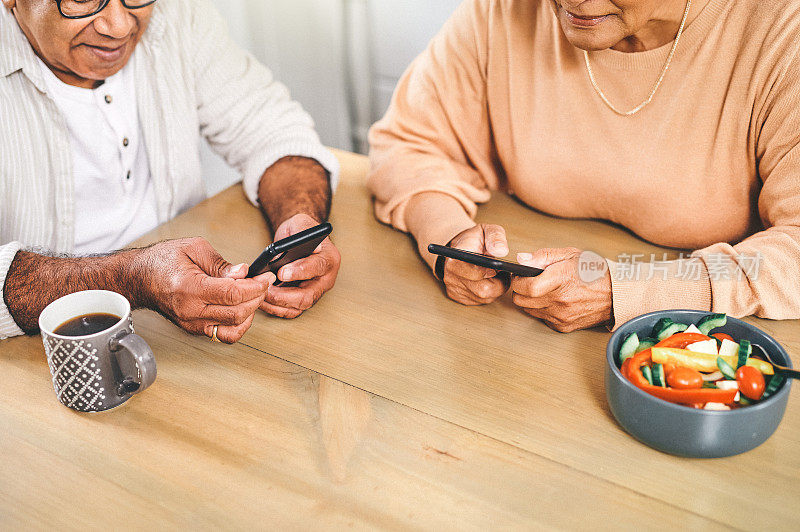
[38,290,156,412]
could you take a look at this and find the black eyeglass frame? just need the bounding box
[55,0,157,20]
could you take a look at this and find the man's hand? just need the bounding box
[134,238,271,343]
[253,214,341,318]
[510,248,612,332]
[254,155,339,318]
[441,224,511,306]
[5,238,271,343]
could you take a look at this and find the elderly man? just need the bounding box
[0,0,341,343]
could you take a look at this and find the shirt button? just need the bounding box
[122,137,129,147]
[104,95,112,104]
[126,171,131,180]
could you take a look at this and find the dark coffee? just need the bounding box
[54,313,121,337]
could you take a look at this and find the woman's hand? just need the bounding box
[253,213,341,319]
[135,238,272,343]
[441,224,511,305]
[510,248,612,332]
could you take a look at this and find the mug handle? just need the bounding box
[109,332,157,396]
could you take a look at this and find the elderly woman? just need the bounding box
[368,0,800,332]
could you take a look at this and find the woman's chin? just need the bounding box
[559,25,621,51]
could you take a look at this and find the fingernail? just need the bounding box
[494,243,509,256]
[266,272,277,285]
[226,263,244,276]
[281,267,292,280]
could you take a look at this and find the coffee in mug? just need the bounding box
[38,290,156,412]
[54,313,122,337]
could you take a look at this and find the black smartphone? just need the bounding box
[246,222,333,284]
[427,244,543,277]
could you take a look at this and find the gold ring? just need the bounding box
[211,325,219,343]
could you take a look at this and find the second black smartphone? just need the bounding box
[428,243,543,277]
[246,222,333,281]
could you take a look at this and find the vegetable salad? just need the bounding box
[617,314,785,410]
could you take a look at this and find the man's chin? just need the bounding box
[67,61,129,86]
[73,46,133,80]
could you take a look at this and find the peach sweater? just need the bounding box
[367,0,800,327]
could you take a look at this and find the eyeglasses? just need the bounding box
[56,0,157,19]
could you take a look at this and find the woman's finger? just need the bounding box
[465,276,508,301]
[482,224,509,257]
[444,259,496,282]
[511,267,564,299]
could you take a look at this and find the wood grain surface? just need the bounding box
[1,150,797,529]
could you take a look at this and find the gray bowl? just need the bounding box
[606,310,793,458]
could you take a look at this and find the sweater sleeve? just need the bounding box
[188,0,339,205]
[0,242,24,340]
[608,48,800,329]
[367,0,500,268]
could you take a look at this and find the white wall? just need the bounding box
[201,0,460,196]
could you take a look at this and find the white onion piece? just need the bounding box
[702,371,724,381]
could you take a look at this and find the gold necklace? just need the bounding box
[583,0,692,116]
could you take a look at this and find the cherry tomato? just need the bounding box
[666,367,704,389]
[712,333,734,342]
[662,362,677,376]
[735,365,766,400]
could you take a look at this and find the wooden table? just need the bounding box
[2,150,798,529]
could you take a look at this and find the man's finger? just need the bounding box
[198,295,264,325]
[252,271,278,286]
[278,253,331,282]
[214,313,256,344]
[264,282,325,310]
[189,239,236,278]
[197,276,268,306]
[223,263,249,279]
[259,300,304,319]
[482,225,509,257]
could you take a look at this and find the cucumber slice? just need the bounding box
[635,338,658,353]
[762,374,786,399]
[697,313,727,335]
[641,366,654,386]
[717,356,737,380]
[651,363,666,387]
[656,322,689,341]
[738,396,753,406]
[736,339,752,369]
[618,332,639,364]
[651,318,674,339]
